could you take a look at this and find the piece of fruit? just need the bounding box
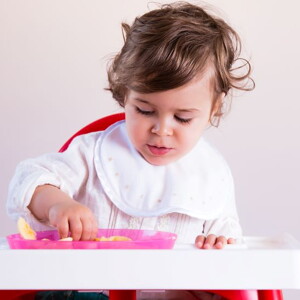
[94,236,132,242]
[17,217,37,240]
[110,236,132,241]
[59,237,73,241]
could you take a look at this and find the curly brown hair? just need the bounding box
[106,2,254,126]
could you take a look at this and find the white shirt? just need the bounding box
[7,121,242,243]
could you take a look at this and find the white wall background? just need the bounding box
[1,0,299,298]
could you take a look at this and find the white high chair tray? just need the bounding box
[0,234,300,290]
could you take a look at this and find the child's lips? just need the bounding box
[147,144,173,155]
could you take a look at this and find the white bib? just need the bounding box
[94,121,232,219]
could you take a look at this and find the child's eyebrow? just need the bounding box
[134,98,150,104]
[134,98,200,113]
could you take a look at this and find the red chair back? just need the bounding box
[59,113,125,152]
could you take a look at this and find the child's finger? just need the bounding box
[81,216,98,241]
[203,234,217,249]
[57,218,70,239]
[195,235,206,248]
[228,237,236,244]
[215,236,227,249]
[68,217,83,241]
[80,217,94,241]
[91,218,98,240]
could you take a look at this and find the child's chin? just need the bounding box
[138,150,179,166]
[144,156,175,166]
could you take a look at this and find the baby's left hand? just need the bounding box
[195,234,235,249]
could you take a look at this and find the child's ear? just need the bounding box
[123,91,129,106]
[211,92,225,117]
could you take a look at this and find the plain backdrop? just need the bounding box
[1,0,300,298]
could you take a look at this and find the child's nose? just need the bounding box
[151,119,173,136]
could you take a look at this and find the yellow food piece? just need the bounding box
[59,237,73,241]
[17,217,37,240]
[94,236,132,242]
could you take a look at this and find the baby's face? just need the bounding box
[124,72,215,166]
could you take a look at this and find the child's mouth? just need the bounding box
[147,145,172,155]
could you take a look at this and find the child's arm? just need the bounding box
[28,184,98,241]
[7,132,101,240]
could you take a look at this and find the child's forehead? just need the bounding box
[127,71,215,106]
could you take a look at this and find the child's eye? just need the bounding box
[175,115,192,124]
[135,106,154,116]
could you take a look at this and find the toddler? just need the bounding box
[7,2,254,299]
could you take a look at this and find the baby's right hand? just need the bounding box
[29,185,98,241]
[48,200,98,241]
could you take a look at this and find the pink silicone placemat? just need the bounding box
[6,229,177,249]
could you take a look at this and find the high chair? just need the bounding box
[0,113,285,300]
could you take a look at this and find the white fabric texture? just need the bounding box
[7,120,242,243]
